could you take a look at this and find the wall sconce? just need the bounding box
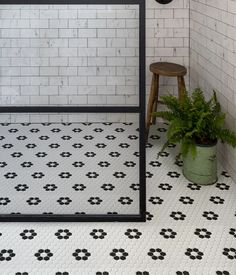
[155,0,173,4]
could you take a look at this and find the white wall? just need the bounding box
[0,0,189,123]
[190,0,236,181]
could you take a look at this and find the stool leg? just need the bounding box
[151,74,159,125]
[146,74,156,139]
[177,76,186,101]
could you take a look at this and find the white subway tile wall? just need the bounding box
[0,0,189,122]
[190,0,236,181]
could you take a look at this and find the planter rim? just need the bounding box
[194,139,217,148]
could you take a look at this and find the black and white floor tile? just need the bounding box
[0,122,236,274]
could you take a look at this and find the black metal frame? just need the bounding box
[0,0,146,222]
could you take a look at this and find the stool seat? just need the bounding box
[150,62,187,77]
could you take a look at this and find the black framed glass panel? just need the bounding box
[0,0,146,222]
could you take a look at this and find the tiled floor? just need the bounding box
[0,123,236,275]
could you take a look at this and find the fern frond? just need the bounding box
[152,111,175,122]
[217,128,236,147]
[181,138,196,158]
[160,95,182,115]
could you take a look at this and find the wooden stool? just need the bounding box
[146,62,187,138]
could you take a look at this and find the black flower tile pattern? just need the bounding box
[159,183,172,190]
[221,171,230,178]
[72,161,85,168]
[118,197,133,205]
[72,184,86,191]
[167,171,180,178]
[49,143,60,149]
[34,249,53,261]
[55,229,72,240]
[46,161,59,168]
[90,229,107,239]
[84,152,96,158]
[72,249,91,261]
[229,228,236,238]
[202,211,219,220]
[98,161,111,168]
[31,172,45,179]
[148,196,163,205]
[110,248,128,260]
[222,248,236,259]
[209,196,225,204]
[101,184,115,191]
[179,196,194,204]
[72,143,83,149]
[58,172,72,179]
[149,161,161,167]
[4,172,17,179]
[124,229,142,239]
[194,228,212,239]
[39,135,49,141]
[88,197,102,205]
[146,171,153,178]
[35,152,47,158]
[113,171,126,178]
[158,151,169,157]
[0,249,16,261]
[96,143,107,148]
[86,172,99,178]
[130,183,139,191]
[159,228,177,239]
[60,152,72,158]
[109,152,120,157]
[0,161,7,168]
[174,159,183,167]
[145,211,154,221]
[2,143,14,149]
[57,197,72,205]
[26,197,41,206]
[216,183,230,190]
[21,162,33,168]
[187,183,201,190]
[185,248,204,260]
[61,135,72,140]
[170,211,186,221]
[20,229,37,240]
[26,143,37,149]
[149,134,160,140]
[0,123,235,274]
[44,184,58,191]
[147,248,166,260]
[0,197,11,205]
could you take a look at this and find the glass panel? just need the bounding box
[0,113,140,215]
[0,4,139,107]
[0,4,142,218]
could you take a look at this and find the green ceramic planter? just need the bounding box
[183,141,218,185]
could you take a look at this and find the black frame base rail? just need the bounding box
[0,0,146,222]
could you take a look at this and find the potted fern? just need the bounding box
[153,88,236,185]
